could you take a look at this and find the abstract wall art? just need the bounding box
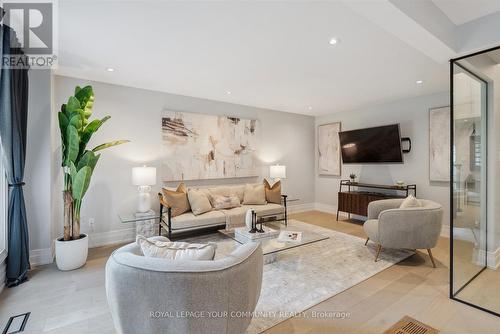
[429,106,450,181]
[161,111,259,181]
[318,122,341,176]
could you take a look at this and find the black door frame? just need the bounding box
[449,44,499,318]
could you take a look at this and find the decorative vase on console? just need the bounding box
[349,173,356,183]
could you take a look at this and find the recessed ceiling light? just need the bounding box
[106,67,115,72]
[226,91,232,95]
[329,38,339,45]
[416,80,423,84]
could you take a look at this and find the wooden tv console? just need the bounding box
[337,180,416,220]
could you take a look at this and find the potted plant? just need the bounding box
[349,173,356,182]
[55,85,128,271]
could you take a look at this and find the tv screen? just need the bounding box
[339,124,403,163]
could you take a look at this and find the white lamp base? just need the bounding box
[137,186,152,213]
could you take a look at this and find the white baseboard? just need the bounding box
[491,248,500,270]
[313,203,450,237]
[30,248,54,267]
[288,202,315,213]
[441,224,450,238]
[478,247,500,270]
[27,230,136,266]
[88,227,136,248]
[473,247,500,270]
[88,205,316,249]
[80,203,449,250]
[313,203,351,218]
[313,203,337,214]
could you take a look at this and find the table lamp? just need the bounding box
[132,166,156,213]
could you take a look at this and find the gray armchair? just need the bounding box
[105,237,263,334]
[363,199,443,267]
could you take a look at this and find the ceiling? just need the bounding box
[432,0,500,25]
[56,1,450,116]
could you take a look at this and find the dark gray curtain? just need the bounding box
[0,23,30,287]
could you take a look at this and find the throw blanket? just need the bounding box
[222,208,248,230]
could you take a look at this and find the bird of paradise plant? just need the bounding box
[58,85,128,240]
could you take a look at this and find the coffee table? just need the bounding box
[219,221,329,264]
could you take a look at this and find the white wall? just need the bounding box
[53,76,315,246]
[315,92,450,229]
[24,69,54,265]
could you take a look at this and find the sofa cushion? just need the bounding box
[169,210,227,230]
[136,235,216,260]
[190,184,253,204]
[243,184,267,205]
[207,186,231,197]
[264,179,282,204]
[187,189,213,215]
[211,194,241,210]
[228,185,246,203]
[162,183,190,217]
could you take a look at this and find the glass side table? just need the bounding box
[118,210,160,238]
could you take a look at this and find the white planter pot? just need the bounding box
[55,234,89,271]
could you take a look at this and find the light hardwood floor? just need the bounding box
[265,211,500,334]
[1,211,499,333]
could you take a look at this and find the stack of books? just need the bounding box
[234,226,279,242]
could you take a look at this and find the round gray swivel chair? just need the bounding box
[363,199,443,267]
[105,237,263,334]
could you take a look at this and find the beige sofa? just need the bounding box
[158,184,288,239]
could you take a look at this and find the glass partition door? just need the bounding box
[451,63,488,298]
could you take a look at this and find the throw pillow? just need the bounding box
[211,194,241,210]
[263,179,282,204]
[243,184,267,205]
[400,195,422,209]
[187,188,213,215]
[137,235,217,260]
[161,182,190,217]
[229,185,246,203]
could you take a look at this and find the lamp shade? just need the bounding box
[132,166,156,186]
[269,164,286,179]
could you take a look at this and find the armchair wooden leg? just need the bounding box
[364,238,369,246]
[427,248,436,268]
[375,244,382,262]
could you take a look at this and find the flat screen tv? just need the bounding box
[339,124,403,163]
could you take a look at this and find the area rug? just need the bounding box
[183,219,413,334]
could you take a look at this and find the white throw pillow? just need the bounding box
[243,184,267,205]
[136,235,217,260]
[187,189,213,215]
[399,195,422,209]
